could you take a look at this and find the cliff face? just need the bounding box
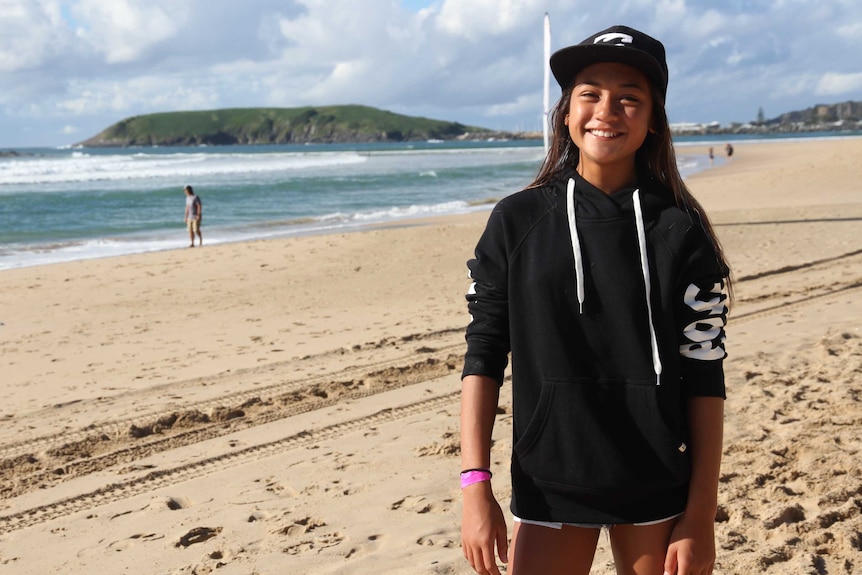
[76,105,495,147]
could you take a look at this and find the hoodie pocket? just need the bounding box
[513,377,689,499]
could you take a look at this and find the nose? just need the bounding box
[594,96,620,120]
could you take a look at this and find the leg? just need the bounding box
[608,518,677,575]
[508,521,600,575]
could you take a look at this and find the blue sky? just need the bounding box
[1,0,861,147]
[401,0,435,12]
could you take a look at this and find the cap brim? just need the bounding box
[550,44,667,97]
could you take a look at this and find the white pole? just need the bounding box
[543,13,551,154]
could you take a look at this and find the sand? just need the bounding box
[1,137,861,574]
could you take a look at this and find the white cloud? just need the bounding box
[772,73,820,98]
[56,74,218,116]
[836,22,862,38]
[485,92,540,118]
[0,1,69,72]
[435,0,540,40]
[73,0,186,63]
[2,0,862,146]
[816,72,862,96]
[725,49,750,66]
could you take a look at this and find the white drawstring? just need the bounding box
[566,178,585,314]
[633,189,663,386]
[566,180,663,385]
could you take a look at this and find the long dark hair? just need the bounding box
[530,84,733,298]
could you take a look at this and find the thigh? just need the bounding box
[609,518,677,575]
[508,521,600,575]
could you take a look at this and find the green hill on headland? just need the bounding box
[75,100,862,148]
[77,105,503,147]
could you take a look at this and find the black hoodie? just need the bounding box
[462,170,728,524]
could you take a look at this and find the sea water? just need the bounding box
[0,139,717,270]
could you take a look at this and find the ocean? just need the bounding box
[0,133,845,270]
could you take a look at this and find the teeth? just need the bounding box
[590,129,619,138]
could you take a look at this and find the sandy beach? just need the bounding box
[1,137,861,574]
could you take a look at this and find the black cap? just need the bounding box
[550,25,668,99]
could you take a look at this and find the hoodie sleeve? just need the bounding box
[462,205,512,385]
[675,225,729,398]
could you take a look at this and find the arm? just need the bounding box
[461,375,508,575]
[665,243,728,574]
[664,395,724,575]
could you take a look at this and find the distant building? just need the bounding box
[669,121,722,135]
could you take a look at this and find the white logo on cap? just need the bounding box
[594,32,633,47]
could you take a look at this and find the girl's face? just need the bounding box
[565,61,654,185]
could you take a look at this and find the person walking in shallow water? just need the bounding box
[184,185,203,247]
[460,24,731,575]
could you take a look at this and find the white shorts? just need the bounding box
[513,512,682,530]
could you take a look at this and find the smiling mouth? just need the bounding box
[588,129,621,138]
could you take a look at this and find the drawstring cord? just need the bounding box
[566,178,585,314]
[565,178,663,385]
[633,189,663,386]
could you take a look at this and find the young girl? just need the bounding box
[460,25,730,575]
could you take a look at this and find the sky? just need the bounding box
[1,0,861,148]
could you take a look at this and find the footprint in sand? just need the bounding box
[344,534,385,559]
[173,550,233,574]
[764,504,806,529]
[175,526,222,548]
[275,516,327,538]
[164,496,193,510]
[390,495,439,514]
[281,526,345,556]
[106,532,165,552]
[247,510,272,523]
[416,431,460,457]
[273,516,346,555]
[416,529,459,549]
[259,476,299,497]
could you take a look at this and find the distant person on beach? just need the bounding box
[184,185,203,247]
[709,146,715,164]
[460,25,731,575]
[725,143,734,160]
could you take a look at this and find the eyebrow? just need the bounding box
[575,79,648,91]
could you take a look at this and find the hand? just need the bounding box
[461,482,508,575]
[663,512,716,575]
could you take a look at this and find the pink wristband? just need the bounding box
[460,470,492,489]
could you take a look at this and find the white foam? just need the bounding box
[0,198,480,270]
[0,151,367,187]
[350,200,470,222]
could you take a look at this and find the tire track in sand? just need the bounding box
[0,332,464,501]
[0,328,464,462]
[0,391,460,534]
